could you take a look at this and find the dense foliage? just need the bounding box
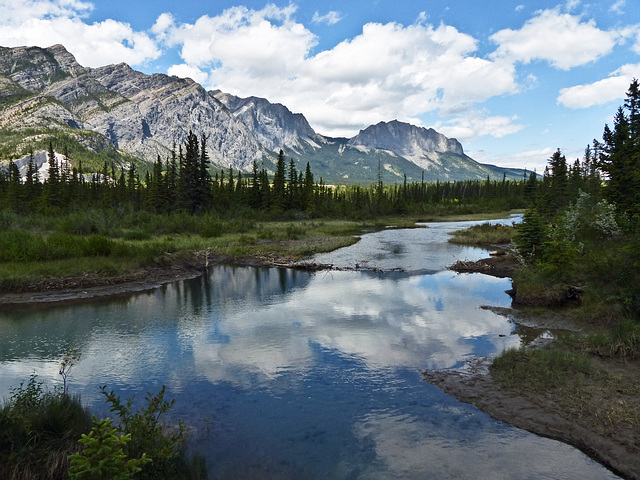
[514,79,640,325]
[1,373,205,480]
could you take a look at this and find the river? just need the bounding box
[0,217,620,479]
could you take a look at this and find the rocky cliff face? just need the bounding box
[0,44,522,182]
[0,44,265,169]
[348,120,464,170]
[212,91,324,153]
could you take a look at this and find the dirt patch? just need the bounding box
[422,354,640,480]
[449,251,520,278]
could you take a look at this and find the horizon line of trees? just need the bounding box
[0,132,538,217]
[1,114,622,219]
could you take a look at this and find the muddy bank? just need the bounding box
[427,256,640,479]
[449,250,520,278]
[423,353,640,480]
[0,252,333,307]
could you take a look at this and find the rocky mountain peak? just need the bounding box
[46,44,86,76]
[0,43,523,183]
[347,120,464,170]
[349,120,463,155]
[212,91,322,152]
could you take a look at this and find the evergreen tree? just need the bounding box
[43,142,63,209]
[543,149,569,214]
[197,135,213,211]
[166,146,178,208]
[272,149,286,210]
[250,161,261,209]
[598,79,640,214]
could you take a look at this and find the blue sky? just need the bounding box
[1,0,639,172]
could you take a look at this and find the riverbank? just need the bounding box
[425,255,640,480]
[0,248,334,307]
[0,212,521,307]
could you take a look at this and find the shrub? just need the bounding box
[68,417,151,480]
[99,385,205,479]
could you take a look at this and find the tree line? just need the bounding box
[0,132,535,218]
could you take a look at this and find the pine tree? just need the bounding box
[598,80,640,214]
[44,142,62,209]
[272,149,286,210]
[250,161,261,209]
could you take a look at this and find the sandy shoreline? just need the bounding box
[422,356,640,480]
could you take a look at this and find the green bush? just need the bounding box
[68,417,151,480]
[99,385,205,480]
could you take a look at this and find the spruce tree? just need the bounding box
[272,149,286,210]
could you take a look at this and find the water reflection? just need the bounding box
[0,217,620,479]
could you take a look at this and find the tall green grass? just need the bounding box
[0,375,93,480]
[448,222,515,245]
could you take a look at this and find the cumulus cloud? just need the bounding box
[167,63,209,85]
[0,0,160,66]
[490,8,619,69]
[162,7,519,137]
[557,63,640,108]
[0,0,93,22]
[436,111,524,143]
[162,5,316,79]
[312,10,342,26]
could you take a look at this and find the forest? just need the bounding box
[512,79,640,322]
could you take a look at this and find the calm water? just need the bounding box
[0,218,619,479]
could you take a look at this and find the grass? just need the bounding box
[448,222,516,245]
[0,210,521,293]
[491,310,640,430]
[0,217,366,291]
[0,376,93,480]
[491,345,594,390]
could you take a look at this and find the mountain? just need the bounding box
[0,44,265,171]
[0,44,525,183]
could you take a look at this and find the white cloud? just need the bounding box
[490,8,619,69]
[436,111,524,143]
[151,12,175,41]
[557,63,640,108]
[312,10,342,26]
[0,0,93,22]
[164,5,316,79]
[469,147,556,171]
[565,0,581,12]
[610,0,625,15]
[0,0,160,66]
[162,8,520,137]
[167,63,209,85]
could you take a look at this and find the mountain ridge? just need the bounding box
[0,44,525,183]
